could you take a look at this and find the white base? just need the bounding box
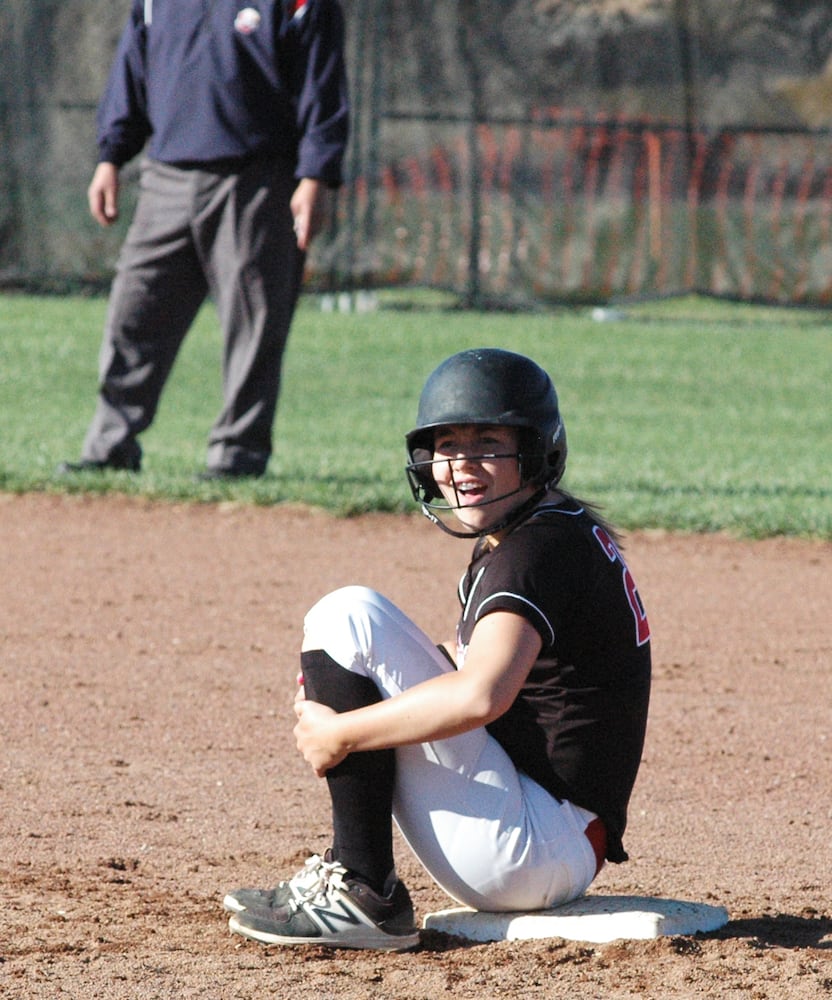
[422,895,729,944]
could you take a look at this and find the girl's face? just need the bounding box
[431,424,536,538]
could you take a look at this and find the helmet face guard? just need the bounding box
[405,348,567,537]
[405,447,543,539]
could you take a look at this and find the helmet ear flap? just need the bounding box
[406,465,442,503]
[546,418,568,487]
[517,423,566,488]
[544,447,566,486]
[517,429,545,484]
[405,442,442,503]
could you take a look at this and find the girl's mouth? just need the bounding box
[455,480,488,506]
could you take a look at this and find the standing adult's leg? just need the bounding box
[198,158,303,476]
[81,160,208,467]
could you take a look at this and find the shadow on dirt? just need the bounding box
[712,913,832,950]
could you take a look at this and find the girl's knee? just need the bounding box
[301,586,387,653]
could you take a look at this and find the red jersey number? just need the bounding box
[592,526,651,647]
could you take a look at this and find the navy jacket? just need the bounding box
[97,0,349,184]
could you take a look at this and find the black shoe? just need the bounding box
[56,456,141,474]
[223,854,330,914]
[227,855,419,952]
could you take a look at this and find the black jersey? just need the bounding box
[455,496,651,862]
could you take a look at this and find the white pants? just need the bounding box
[302,586,600,912]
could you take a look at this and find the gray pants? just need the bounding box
[82,156,303,474]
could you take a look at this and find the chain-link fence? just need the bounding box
[2,0,832,304]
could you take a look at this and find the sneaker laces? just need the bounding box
[288,856,349,912]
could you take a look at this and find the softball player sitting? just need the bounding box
[225,348,652,951]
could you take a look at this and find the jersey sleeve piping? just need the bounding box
[529,501,584,521]
[461,565,486,623]
[475,591,556,647]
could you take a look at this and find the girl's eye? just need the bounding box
[433,428,515,455]
[434,439,456,454]
[479,434,509,450]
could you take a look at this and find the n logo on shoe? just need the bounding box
[310,898,363,933]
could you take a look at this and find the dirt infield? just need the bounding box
[2,493,830,999]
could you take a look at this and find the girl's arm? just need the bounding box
[293,611,541,776]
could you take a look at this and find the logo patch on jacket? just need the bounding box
[234,7,262,34]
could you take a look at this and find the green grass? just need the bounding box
[1,291,829,538]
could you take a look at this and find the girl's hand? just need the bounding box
[293,699,347,776]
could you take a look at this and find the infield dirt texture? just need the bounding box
[2,494,830,999]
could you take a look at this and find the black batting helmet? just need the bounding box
[405,348,567,510]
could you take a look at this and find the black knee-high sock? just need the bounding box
[300,649,396,893]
